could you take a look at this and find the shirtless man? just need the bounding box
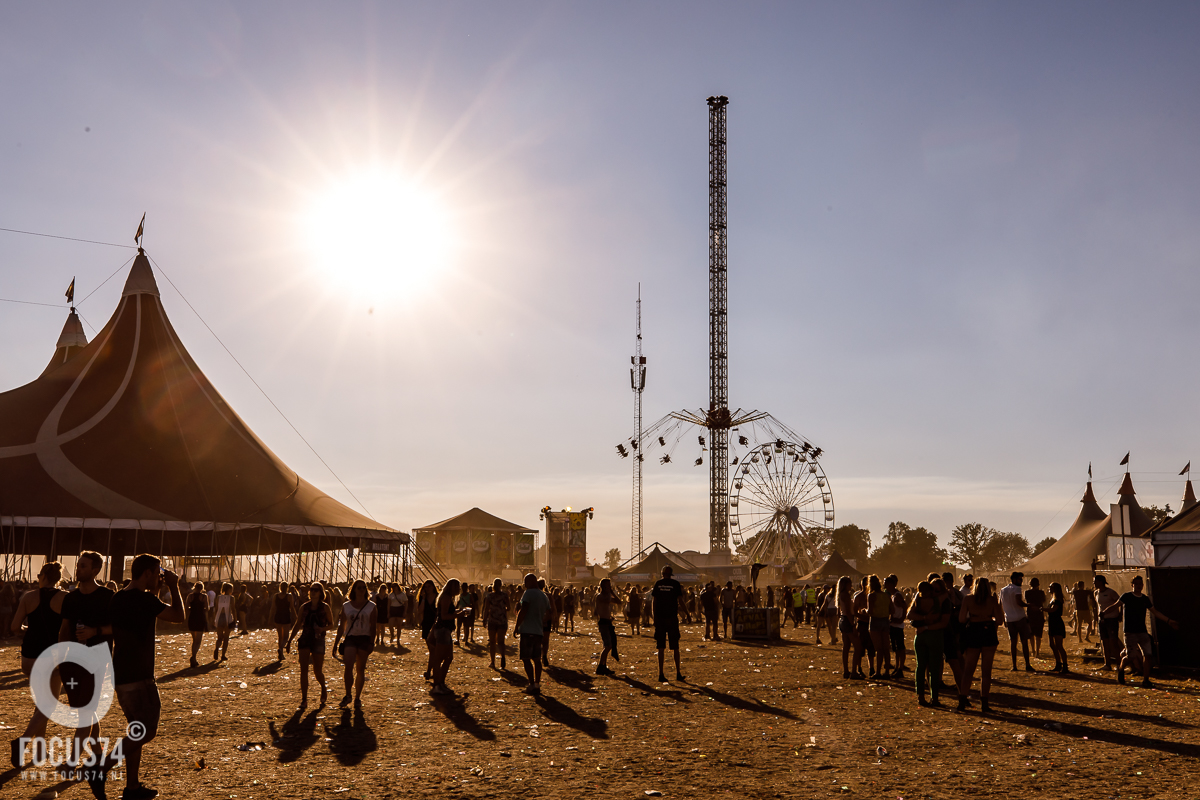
[1103,575,1178,689]
[1094,575,1122,670]
[1072,581,1096,642]
[719,581,736,639]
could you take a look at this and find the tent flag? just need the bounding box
[1120,452,1130,467]
[65,277,75,304]
[134,213,145,246]
[1181,462,1191,476]
[1088,462,1092,480]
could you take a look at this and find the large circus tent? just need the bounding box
[0,249,408,584]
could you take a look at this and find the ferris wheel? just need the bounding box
[728,440,834,575]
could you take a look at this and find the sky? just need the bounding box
[2,2,1199,563]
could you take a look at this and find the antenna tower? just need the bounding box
[631,285,647,557]
[706,95,731,553]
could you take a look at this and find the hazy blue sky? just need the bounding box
[2,3,1199,560]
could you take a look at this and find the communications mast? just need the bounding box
[630,285,647,557]
[705,95,731,553]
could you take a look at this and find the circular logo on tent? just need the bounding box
[569,549,585,564]
[418,537,433,552]
[453,541,468,553]
[515,541,533,555]
[472,539,490,553]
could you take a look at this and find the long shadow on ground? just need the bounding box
[324,707,377,766]
[269,706,323,763]
[534,693,609,739]
[429,692,496,741]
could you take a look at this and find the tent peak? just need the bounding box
[1117,472,1136,498]
[1081,481,1097,504]
[1182,480,1197,513]
[55,309,88,349]
[122,250,160,298]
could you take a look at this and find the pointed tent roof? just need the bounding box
[609,544,703,583]
[41,309,89,377]
[413,507,535,534]
[0,250,397,540]
[1181,481,1197,514]
[1019,477,1152,574]
[800,550,863,582]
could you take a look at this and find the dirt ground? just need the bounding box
[0,618,1197,800]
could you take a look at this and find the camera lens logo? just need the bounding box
[31,642,115,727]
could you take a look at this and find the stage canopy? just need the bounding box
[0,250,404,569]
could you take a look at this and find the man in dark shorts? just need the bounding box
[108,554,184,800]
[1000,572,1035,672]
[1094,575,1122,670]
[1104,575,1178,689]
[719,582,736,639]
[651,566,685,683]
[57,551,115,796]
[885,575,907,679]
[513,574,550,694]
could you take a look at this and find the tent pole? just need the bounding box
[255,527,262,582]
[233,525,240,584]
[50,519,57,565]
[184,529,190,584]
[22,521,29,582]
[105,522,113,583]
[211,521,217,584]
[159,529,166,572]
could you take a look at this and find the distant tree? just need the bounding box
[947,522,996,572]
[981,532,1032,572]
[603,548,622,571]
[870,522,949,586]
[1142,504,1173,526]
[1032,537,1057,557]
[828,524,871,569]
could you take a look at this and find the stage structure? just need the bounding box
[615,96,835,576]
[539,506,593,582]
[0,247,410,585]
[412,507,535,582]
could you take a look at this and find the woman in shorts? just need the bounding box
[429,579,468,695]
[212,582,235,662]
[186,581,210,667]
[484,579,510,670]
[273,582,294,661]
[332,579,377,708]
[835,576,856,677]
[418,580,438,680]
[866,575,892,679]
[387,583,407,645]
[957,576,1002,713]
[287,582,332,707]
[1046,582,1069,674]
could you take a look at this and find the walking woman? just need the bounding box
[628,586,643,636]
[8,561,67,767]
[1046,582,1069,674]
[908,580,949,707]
[418,580,438,680]
[429,579,468,695]
[213,582,235,662]
[273,582,294,661]
[387,583,407,646]
[287,582,332,707]
[957,575,1002,713]
[332,579,377,708]
[186,581,210,667]
[835,576,856,678]
[483,578,510,670]
[595,579,621,676]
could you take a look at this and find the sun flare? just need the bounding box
[303,170,453,298]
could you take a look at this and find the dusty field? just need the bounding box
[0,619,1197,800]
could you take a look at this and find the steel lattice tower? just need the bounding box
[706,95,731,553]
[630,285,646,557]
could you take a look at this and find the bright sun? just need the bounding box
[304,170,453,298]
